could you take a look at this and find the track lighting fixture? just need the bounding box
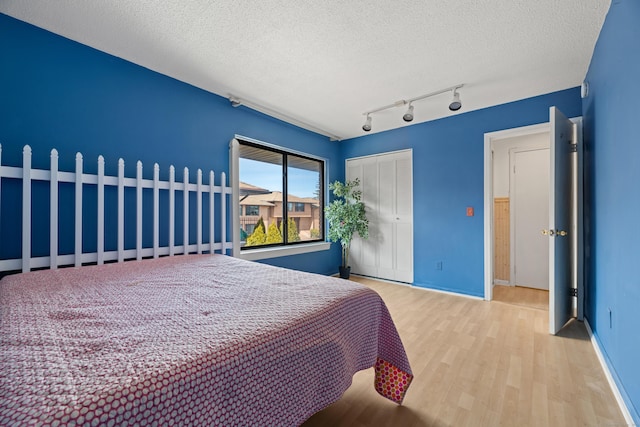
[361,84,464,132]
[449,89,462,111]
[362,114,372,132]
[403,103,414,122]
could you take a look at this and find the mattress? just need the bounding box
[0,254,412,426]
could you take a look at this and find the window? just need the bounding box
[245,205,260,216]
[237,139,324,249]
[288,202,305,212]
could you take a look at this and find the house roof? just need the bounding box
[239,195,275,207]
[239,181,270,194]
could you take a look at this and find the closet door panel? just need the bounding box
[396,157,412,216]
[346,150,413,283]
[347,161,365,273]
[350,158,378,277]
[378,158,395,217]
[395,221,413,282]
[395,155,413,282]
[377,222,395,272]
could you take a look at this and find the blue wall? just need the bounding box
[0,13,342,275]
[340,89,582,297]
[583,0,640,423]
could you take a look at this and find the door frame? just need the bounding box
[483,119,583,320]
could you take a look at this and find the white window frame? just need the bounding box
[230,136,330,261]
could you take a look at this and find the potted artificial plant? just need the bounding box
[324,178,369,279]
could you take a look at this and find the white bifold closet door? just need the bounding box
[346,150,413,283]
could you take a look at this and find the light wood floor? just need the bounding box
[493,284,549,311]
[302,277,625,427]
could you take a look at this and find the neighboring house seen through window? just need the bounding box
[238,140,324,249]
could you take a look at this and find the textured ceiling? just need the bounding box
[1,1,610,140]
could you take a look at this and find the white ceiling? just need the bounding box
[1,1,610,140]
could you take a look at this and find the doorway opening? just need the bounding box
[484,113,584,332]
[488,125,550,310]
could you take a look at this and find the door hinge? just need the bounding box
[570,288,578,297]
[570,143,577,153]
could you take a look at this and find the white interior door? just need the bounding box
[549,107,574,335]
[512,148,550,290]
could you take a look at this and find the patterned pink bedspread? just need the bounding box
[0,255,412,426]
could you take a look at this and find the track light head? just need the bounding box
[403,104,414,122]
[362,115,372,132]
[449,89,462,111]
[361,84,464,131]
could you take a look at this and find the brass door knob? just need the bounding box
[541,229,548,235]
[557,230,568,237]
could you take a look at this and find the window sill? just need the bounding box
[240,241,331,261]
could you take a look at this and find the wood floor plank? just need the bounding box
[302,277,626,427]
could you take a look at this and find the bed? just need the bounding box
[0,254,413,426]
[0,144,412,425]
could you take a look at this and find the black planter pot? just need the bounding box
[339,266,351,279]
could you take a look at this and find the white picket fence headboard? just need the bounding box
[0,144,234,273]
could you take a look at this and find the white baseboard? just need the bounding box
[350,274,484,301]
[584,319,636,426]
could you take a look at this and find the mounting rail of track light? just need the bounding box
[361,84,464,132]
[228,95,342,141]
